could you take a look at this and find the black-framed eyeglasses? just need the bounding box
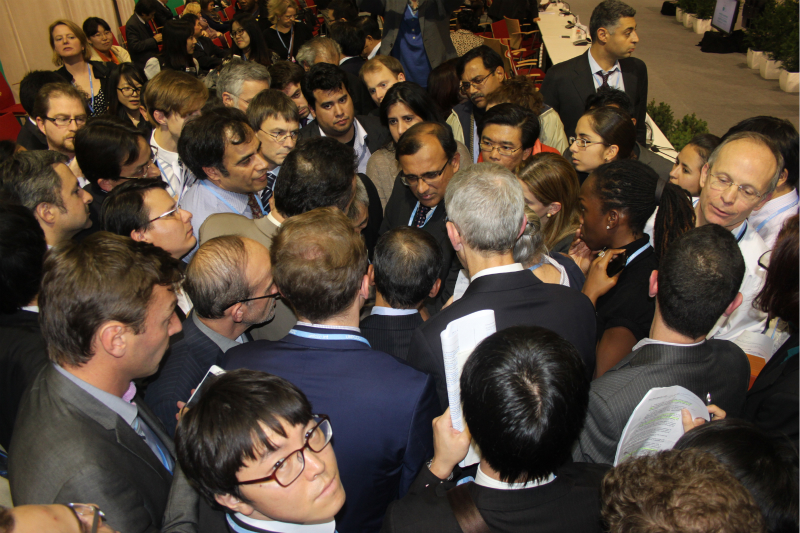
[758,250,771,270]
[224,291,281,309]
[400,158,451,187]
[117,85,142,97]
[66,503,106,533]
[238,415,332,488]
[45,115,88,127]
[460,72,492,92]
[231,29,247,38]
[479,140,523,157]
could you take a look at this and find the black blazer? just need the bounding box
[298,114,391,156]
[361,312,424,360]
[540,50,648,144]
[340,55,367,77]
[125,13,160,71]
[407,269,597,410]
[56,61,113,116]
[381,462,609,533]
[193,36,229,72]
[15,119,48,151]
[153,1,175,29]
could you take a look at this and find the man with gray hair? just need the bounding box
[406,162,597,409]
[217,59,272,112]
[144,234,277,435]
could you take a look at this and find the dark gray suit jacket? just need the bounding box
[573,339,750,465]
[360,312,424,360]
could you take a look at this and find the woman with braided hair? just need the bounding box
[570,159,695,377]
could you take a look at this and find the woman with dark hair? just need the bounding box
[669,133,721,197]
[83,17,131,64]
[571,159,695,377]
[199,0,230,34]
[365,81,471,207]
[231,13,273,68]
[144,19,200,79]
[427,58,466,145]
[108,63,152,137]
[569,106,636,182]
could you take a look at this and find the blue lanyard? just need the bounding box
[87,64,95,113]
[734,220,748,243]
[289,328,371,347]
[755,198,798,233]
[407,202,436,228]
[528,260,544,272]
[200,180,242,215]
[155,160,179,198]
[625,243,650,266]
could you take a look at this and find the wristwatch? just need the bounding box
[427,457,454,481]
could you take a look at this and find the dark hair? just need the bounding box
[19,71,66,116]
[354,15,381,40]
[330,0,358,21]
[479,103,540,151]
[591,160,696,259]
[755,215,799,327]
[82,16,111,38]
[395,122,457,161]
[380,82,444,130]
[101,178,168,236]
[687,133,721,164]
[589,0,636,42]
[160,19,196,72]
[175,369,314,507]
[74,117,143,186]
[484,76,544,115]
[461,325,590,483]
[373,227,442,308]
[457,45,504,78]
[675,419,799,533]
[247,89,300,131]
[231,13,273,67]
[585,86,634,115]
[135,0,160,16]
[427,58,462,116]
[268,60,305,90]
[457,7,482,32]
[0,141,16,163]
[178,106,254,180]
[329,22,365,57]
[0,201,47,313]
[0,150,69,211]
[274,137,356,217]
[724,116,799,189]
[32,82,88,120]
[301,62,350,110]
[108,63,147,119]
[582,106,636,160]
[657,224,745,338]
[182,13,199,30]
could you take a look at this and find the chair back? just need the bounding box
[176,4,185,15]
[224,5,236,20]
[0,113,21,142]
[504,17,523,49]
[224,31,233,48]
[119,25,128,46]
[491,20,510,41]
[0,71,17,111]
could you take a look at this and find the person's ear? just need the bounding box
[648,269,658,298]
[152,109,169,127]
[359,270,371,300]
[428,278,442,299]
[397,73,406,82]
[214,494,256,516]
[518,213,528,238]
[34,202,57,226]
[36,117,47,136]
[606,209,620,230]
[723,292,744,317]
[368,264,375,286]
[597,26,609,44]
[98,322,127,359]
[604,144,619,162]
[548,201,562,216]
[130,228,150,243]
[494,66,505,79]
[446,220,462,251]
[776,168,788,189]
[97,178,117,193]
[699,162,710,189]
[450,151,461,174]
[203,166,225,186]
[521,147,533,162]
[630,117,637,127]
[230,302,246,323]
[221,92,235,108]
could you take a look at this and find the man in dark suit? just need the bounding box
[361,227,442,359]
[183,13,228,74]
[540,0,648,144]
[407,162,597,409]
[8,233,199,533]
[125,0,164,72]
[145,235,278,435]
[16,70,64,151]
[383,326,609,532]
[573,225,752,465]
[224,207,439,533]
[153,0,175,30]
[330,21,367,77]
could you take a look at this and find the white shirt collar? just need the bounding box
[368,42,381,59]
[230,513,335,533]
[587,49,621,76]
[20,305,39,313]
[632,337,706,351]
[470,263,524,283]
[751,188,799,218]
[137,14,147,25]
[370,306,419,316]
[339,56,353,65]
[296,321,361,333]
[474,464,555,490]
[151,130,179,165]
[318,119,368,151]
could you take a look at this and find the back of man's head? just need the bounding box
[478,103,540,151]
[445,162,525,254]
[184,235,251,319]
[39,232,182,367]
[602,449,766,533]
[585,86,635,116]
[0,201,47,313]
[31,82,87,121]
[217,59,272,100]
[355,15,381,40]
[301,62,349,110]
[724,116,799,190]
[274,137,356,217]
[484,76,543,115]
[329,22,365,57]
[330,0,358,21]
[74,117,144,186]
[135,0,160,16]
[178,106,253,181]
[461,325,590,482]
[373,227,442,309]
[656,224,745,339]
[0,150,69,212]
[19,71,65,116]
[589,0,636,42]
[296,37,341,70]
[143,69,208,125]
[270,207,367,322]
[268,60,306,91]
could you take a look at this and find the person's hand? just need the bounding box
[154,33,163,43]
[534,17,541,21]
[681,405,726,433]
[581,248,625,306]
[175,388,196,422]
[429,408,472,480]
[568,228,596,274]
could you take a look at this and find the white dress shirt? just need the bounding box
[748,188,798,248]
[474,464,555,490]
[587,50,625,92]
[319,118,371,174]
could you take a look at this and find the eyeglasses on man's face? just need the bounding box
[67,503,106,533]
[479,140,522,157]
[45,115,88,128]
[124,146,159,179]
[400,158,451,187]
[707,172,765,202]
[260,128,300,144]
[460,71,492,92]
[223,289,282,310]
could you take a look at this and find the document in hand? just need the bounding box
[440,309,497,467]
[614,385,709,466]
[733,330,774,389]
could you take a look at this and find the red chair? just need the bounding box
[224,31,233,48]
[176,4,185,15]
[119,25,128,47]
[0,72,24,116]
[111,32,120,47]
[0,113,21,142]
[218,9,228,20]
[212,37,224,48]
[224,5,236,20]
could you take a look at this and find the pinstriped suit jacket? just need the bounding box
[360,312,424,361]
[573,339,750,465]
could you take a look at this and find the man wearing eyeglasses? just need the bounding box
[477,103,540,171]
[33,82,88,165]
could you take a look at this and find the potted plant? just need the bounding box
[676,0,688,23]
[778,23,799,91]
[669,114,709,152]
[693,0,715,33]
[682,0,697,27]
[745,0,774,69]
[759,0,795,79]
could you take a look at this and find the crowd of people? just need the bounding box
[0,0,798,532]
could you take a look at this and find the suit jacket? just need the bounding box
[358,173,383,259]
[193,36,228,72]
[540,50,648,144]
[360,312,424,360]
[340,56,366,77]
[573,339,751,465]
[126,13,161,71]
[223,324,439,533]
[9,364,198,533]
[15,119,48,151]
[154,1,175,29]
[407,270,597,410]
[381,462,609,533]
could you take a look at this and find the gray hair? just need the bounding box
[217,59,271,99]
[513,207,548,268]
[444,162,525,254]
[0,150,69,211]
[707,131,784,194]
[296,37,342,69]
[184,235,251,319]
[346,178,369,221]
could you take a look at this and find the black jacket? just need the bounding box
[126,13,160,71]
[193,36,229,72]
[15,119,48,151]
[56,61,113,116]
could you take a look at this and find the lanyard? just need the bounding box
[87,64,95,113]
[289,328,371,347]
[407,202,436,228]
[277,25,295,59]
[200,180,242,215]
[155,160,180,199]
[625,243,650,266]
[755,198,798,233]
[734,220,748,243]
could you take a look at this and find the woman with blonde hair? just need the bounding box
[264,0,313,61]
[182,2,221,40]
[513,207,572,287]
[49,19,111,116]
[517,152,581,253]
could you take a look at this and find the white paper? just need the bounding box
[614,385,709,466]
[733,330,774,363]
[441,309,496,467]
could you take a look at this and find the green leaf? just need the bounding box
[669,114,709,151]
[647,100,675,138]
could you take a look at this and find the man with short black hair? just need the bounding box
[477,103,538,171]
[217,59,272,112]
[330,21,367,76]
[32,82,89,162]
[269,60,314,126]
[361,226,442,359]
[355,15,382,59]
[126,0,164,71]
[16,70,65,151]
[185,13,228,74]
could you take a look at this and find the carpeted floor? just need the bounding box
[562,0,799,135]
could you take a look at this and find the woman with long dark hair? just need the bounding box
[107,63,152,137]
[231,13,273,68]
[144,19,200,79]
[569,106,636,182]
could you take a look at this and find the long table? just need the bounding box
[537,4,678,161]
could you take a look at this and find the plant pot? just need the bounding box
[747,49,766,69]
[693,17,711,33]
[760,59,782,79]
[683,13,695,28]
[779,69,799,92]
[676,7,684,22]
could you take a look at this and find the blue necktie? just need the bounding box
[132,416,174,473]
[260,172,278,214]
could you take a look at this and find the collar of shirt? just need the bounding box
[202,178,252,215]
[20,305,39,313]
[228,512,335,533]
[296,321,361,333]
[339,56,354,65]
[370,306,419,316]
[750,188,799,220]
[474,464,555,490]
[318,119,370,172]
[267,211,283,227]
[632,337,706,351]
[368,42,381,59]
[137,14,147,25]
[470,263,524,283]
[192,311,246,353]
[587,50,623,90]
[54,363,138,425]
